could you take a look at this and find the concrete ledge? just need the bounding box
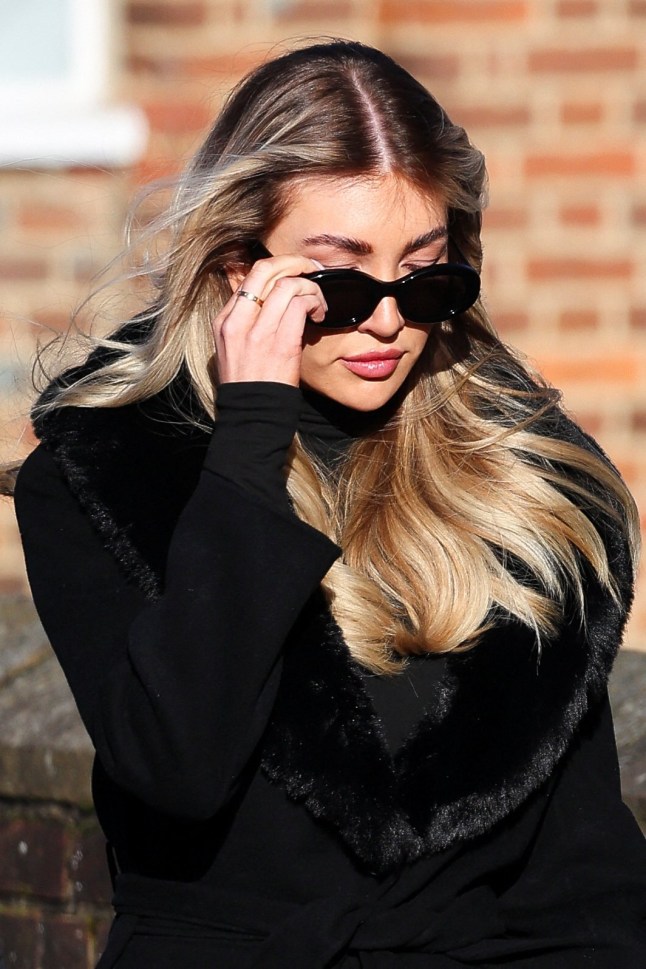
[0,598,93,807]
[0,595,644,828]
[607,649,646,829]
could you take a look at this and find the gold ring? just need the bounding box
[237,289,264,307]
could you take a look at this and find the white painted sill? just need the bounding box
[0,104,149,170]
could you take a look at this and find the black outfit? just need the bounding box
[211,381,448,752]
[13,339,646,968]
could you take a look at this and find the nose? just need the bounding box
[356,295,404,338]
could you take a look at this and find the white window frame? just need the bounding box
[0,0,147,169]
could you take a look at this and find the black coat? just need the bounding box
[13,354,646,968]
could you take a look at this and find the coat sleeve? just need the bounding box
[488,695,646,967]
[14,440,341,821]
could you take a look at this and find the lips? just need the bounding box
[342,350,404,362]
[340,350,404,379]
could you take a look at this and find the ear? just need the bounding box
[222,242,257,294]
[224,264,247,293]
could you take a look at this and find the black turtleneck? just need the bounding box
[207,381,446,753]
[298,385,401,465]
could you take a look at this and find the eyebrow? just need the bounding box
[300,225,448,257]
[403,226,449,255]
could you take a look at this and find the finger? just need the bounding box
[256,277,326,329]
[234,254,324,311]
[212,255,325,343]
[219,276,325,337]
[211,282,264,343]
[252,279,326,343]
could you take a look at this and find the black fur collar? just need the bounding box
[33,352,634,877]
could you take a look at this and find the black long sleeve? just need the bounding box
[14,430,341,820]
[210,381,448,752]
[208,381,302,514]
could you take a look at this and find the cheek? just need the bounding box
[300,331,344,375]
[299,340,328,389]
[408,328,431,363]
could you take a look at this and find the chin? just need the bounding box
[332,378,406,412]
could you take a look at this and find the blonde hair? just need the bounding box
[24,40,640,673]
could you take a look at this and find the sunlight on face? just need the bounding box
[265,173,448,412]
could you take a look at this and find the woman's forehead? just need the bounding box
[272,173,447,252]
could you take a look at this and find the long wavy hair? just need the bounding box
[21,40,641,672]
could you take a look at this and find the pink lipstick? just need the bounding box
[341,350,403,379]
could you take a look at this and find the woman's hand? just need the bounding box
[212,253,327,387]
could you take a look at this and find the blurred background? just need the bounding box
[1,0,645,647]
[0,3,645,965]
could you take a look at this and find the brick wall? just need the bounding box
[1,0,645,646]
[0,802,112,968]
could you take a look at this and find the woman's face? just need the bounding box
[264,174,448,412]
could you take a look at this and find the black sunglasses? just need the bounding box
[248,241,480,330]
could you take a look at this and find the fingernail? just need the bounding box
[311,259,325,270]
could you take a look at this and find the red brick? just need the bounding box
[0,912,43,969]
[125,53,172,77]
[493,311,530,333]
[142,100,213,135]
[379,0,528,23]
[557,0,598,14]
[72,255,107,284]
[63,164,121,177]
[389,53,460,81]
[131,157,181,185]
[574,411,603,436]
[30,309,72,331]
[632,410,646,432]
[0,259,48,281]
[274,0,352,19]
[483,206,528,229]
[18,204,86,233]
[527,258,632,281]
[560,101,603,124]
[71,827,112,906]
[614,460,637,486]
[453,105,531,128]
[559,203,601,226]
[186,52,262,77]
[0,576,30,595]
[22,423,38,449]
[126,1,207,26]
[128,51,263,82]
[559,309,599,331]
[0,818,72,901]
[536,355,638,386]
[93,918,113,964]
[41,915,91,969]
[529,48,638,73]
[524,152,634,178]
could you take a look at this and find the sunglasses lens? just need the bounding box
[306,266,480,328]
[316,275,375,328]
[400,272,477,324]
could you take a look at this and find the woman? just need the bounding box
[11,39,646,968]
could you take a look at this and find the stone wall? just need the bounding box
[0,599,112,969]
[0,804,112,969]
